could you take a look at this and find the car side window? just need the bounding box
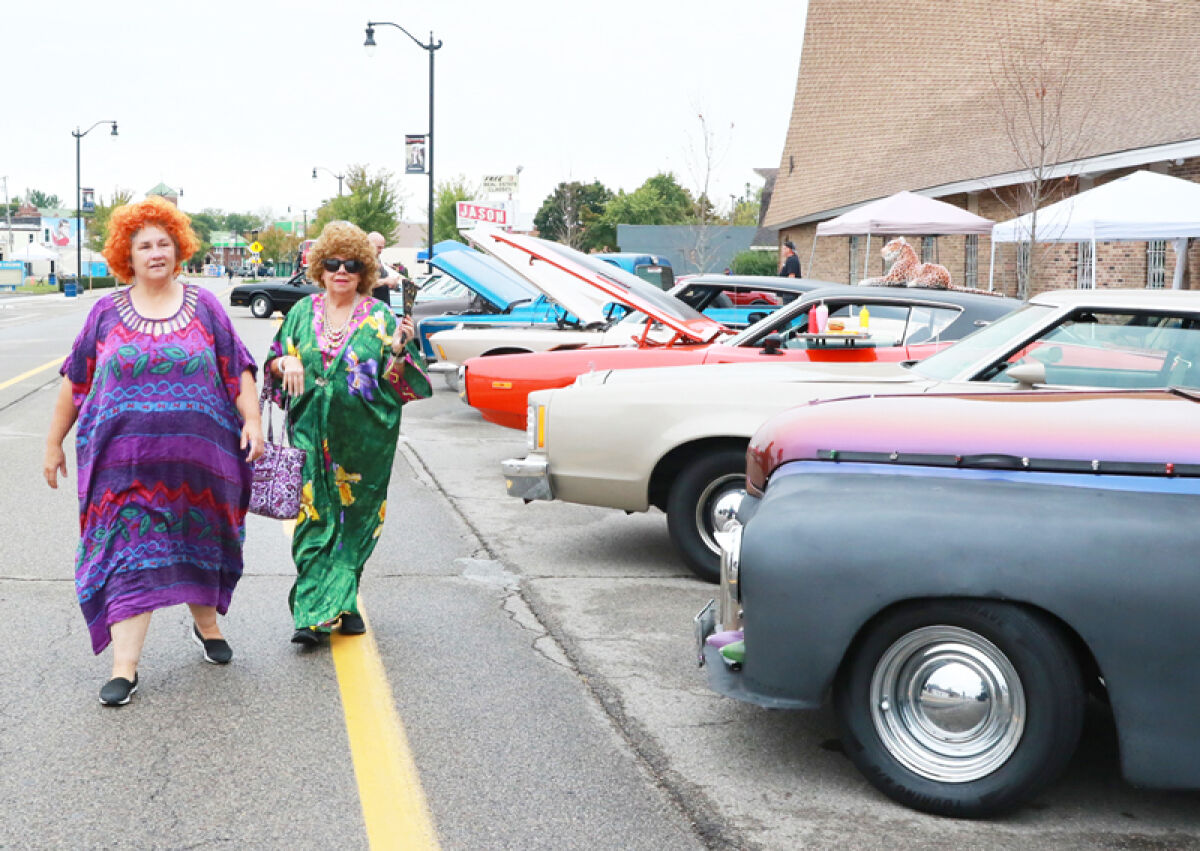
[986,311,1200,389]
[903,306,961,345]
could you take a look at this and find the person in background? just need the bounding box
[367,231,402,306]
[779,239,802,278]
[265,221,429,646]
[43,196,263,707]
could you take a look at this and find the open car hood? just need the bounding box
[430,240,540,310]
[466,228,725,343]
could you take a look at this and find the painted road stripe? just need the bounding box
[284,517,437,847]
[331,604,440,849]
[0,356,65,392]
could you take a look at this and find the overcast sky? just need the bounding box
[2,1,808,229]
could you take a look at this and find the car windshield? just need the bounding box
[977,309,1200,390]
[909,304,1053,380]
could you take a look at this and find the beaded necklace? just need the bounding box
[320,295,360,352]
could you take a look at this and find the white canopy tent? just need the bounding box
[989,170,1200,290]
[7,242,57,262]
[812,190,994,280]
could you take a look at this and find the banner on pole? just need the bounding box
[81,188,95,213]
[405,135,427,174]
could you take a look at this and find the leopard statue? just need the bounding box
[859,237,951,289]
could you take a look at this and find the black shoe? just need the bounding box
[339,612,366,635]
[192,624,233,664]
[291,627,322,646]
[99,674,139,706]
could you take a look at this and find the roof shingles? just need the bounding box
[766,0,1200,228]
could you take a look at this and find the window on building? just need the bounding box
[848,236,860,284]
[1077,242,1094,289]
[964,235,978,289]
[1147,240,1166,289]
[922,236,937,263]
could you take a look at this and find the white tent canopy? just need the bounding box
[990,170,1200,290]
[7,242,57,261]
[812,190,993,280]
[816,190,994,236]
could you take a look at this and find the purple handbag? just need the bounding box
[248,383,306,520]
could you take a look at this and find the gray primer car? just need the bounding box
[697,388,1200,817]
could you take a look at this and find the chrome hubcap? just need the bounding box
[696,473,746,555]
[869,625,1025,783]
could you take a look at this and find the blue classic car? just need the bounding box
[697,388,1200,817]
[413,241,558,360]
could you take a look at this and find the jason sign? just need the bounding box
[456,201,509,228]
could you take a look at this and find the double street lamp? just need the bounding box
[364,20,442,270]
[72,120,118,287]
[312,165,345,197]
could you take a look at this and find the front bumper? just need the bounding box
[502,456,553,501]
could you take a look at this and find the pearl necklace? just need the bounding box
[321,297,357,347]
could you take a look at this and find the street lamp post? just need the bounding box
[72,120,118,289]
[312,166,345,197]
[1,175,12,258]
[364,20,442,271]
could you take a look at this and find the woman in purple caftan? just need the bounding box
[43,197,263,707]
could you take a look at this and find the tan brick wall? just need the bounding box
[785,162,1200,295]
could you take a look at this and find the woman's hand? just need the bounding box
[391,317,416,355]
[241,418,265,463]
[280,355,305,397]
[44,443,67,489]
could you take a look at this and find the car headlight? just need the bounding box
[526,401,547,451]
[457,365,467,401]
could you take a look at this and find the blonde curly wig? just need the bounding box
[306,220,378,294]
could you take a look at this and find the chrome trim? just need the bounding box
[715,522,743,631]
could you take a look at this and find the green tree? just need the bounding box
[224,212,264,237]
[533,180,613,250]
[25,189,60,209]
[432,176,474,244]
[602,173,695,230]
[730,249,778,276]
[257,225,301,268]
[85,189,134,252]
[311,164,403,237]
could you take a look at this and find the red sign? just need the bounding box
[456,201,508,226]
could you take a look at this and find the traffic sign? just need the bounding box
[249,241,264,254]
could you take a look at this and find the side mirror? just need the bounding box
[1005,361,1046,389]
[761,333,783,355]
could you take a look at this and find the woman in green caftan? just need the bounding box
[265,221,430,645]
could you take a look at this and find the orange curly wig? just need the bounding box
[306,220,378,294]
[102,196,200,283]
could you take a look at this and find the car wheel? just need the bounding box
[833,600,1084,818]
[666,446,746,583]
[250,294,274,319]
[750,298,770,305]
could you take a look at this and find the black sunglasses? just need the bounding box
[321,258,365,273]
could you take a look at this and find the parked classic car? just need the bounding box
[696,388,1200,817]
[462,286,1019,430]
[503,288,1200,580]
[426,229,819,384]
[229,268,318,318]
[412,240,548,359]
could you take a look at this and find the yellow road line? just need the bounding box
[331,604,440,850]
[0,356,65,392]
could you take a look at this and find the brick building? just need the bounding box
[764,0,1200,295]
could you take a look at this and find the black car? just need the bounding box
[229,269,319,318]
